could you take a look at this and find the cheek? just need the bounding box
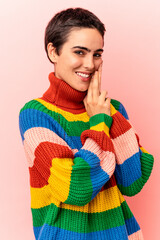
[95,59,103,70]
[58,57,81,72]
[69,56,83,69]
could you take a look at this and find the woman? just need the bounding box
[19,8,154,240]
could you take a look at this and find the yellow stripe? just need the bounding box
[30,185,60,209]
[31,157,73,209]
[35,98,89,122]
[62,185,125,213]
[48,157,73,202]
[35,98,117,122]
[90,122,110,137]
[110,103,117,116]
[36,99,117,121]
[140,146,149,154]
[31,182,125,213]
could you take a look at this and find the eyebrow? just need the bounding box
[71,46,104,52]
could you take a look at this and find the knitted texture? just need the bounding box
[19,72,154,240]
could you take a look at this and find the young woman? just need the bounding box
[19,8,154,240]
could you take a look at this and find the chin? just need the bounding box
[77,84,89,92]
[72,82,89,92]
[77,86,88,92]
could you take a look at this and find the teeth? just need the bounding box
[76,72,90,78]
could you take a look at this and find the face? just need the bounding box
[48,28,104,92]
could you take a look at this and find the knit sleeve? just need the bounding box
[19,102,116,207]
[109,101,154,196]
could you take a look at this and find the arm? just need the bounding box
[19,102,116,207]
[109,99,154,196]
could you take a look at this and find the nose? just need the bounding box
[83,55,95,70]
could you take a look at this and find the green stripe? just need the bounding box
[110,99,121,111]
[20,99,120,136]
[20,98,121,113]
[90,113,113,129]
[120,199,133,220]
[31,201,133,232]
[65,157,93,206]
[118,152,154,196]
[20,99,45,113]
[20,100,89,136]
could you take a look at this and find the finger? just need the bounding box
[92,71,99,103]
[105,96,110,102]
[86,76,93,103]
[98,62,103,94]
[98,90,108,104]
[104,96,111,107]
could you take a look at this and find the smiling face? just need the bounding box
[47,28,104,92]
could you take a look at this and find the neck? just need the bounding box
[41,72,87,113]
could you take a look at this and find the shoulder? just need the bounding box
[19,98,45,129]
[19,98,41,114]
[19,98,52,140]
[110,98,129,120]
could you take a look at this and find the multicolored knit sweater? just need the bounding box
[19,72,154,240]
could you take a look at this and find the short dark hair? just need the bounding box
[44,8,106,63]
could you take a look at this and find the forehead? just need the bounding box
[64,28,104,49]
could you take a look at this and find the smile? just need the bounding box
[76,72,92,78]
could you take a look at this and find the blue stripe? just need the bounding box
[118,103,129,120]
[34,224,129,240]
[115,152,142,187]
[74,149,110,199]
[125,216,140,235]
[19,109,82,149]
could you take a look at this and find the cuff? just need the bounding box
[90,113,113,137]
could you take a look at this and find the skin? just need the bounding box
[83,63,111,118]
[47,27,111,118]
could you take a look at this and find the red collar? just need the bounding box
[41,72,87,113]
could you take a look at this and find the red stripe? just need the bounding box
[110,111,131,139]
[100,174,117,192]
[81,130,115,152]
[40,97,87,114]
[29,142,73,188]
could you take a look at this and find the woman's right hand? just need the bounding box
[83,63,111,118]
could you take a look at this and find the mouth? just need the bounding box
[75,71,93,81]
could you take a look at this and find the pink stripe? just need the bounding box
[82,138,115,177]
[128,230,144,240]
[72,149,78,155]
[111,128,139,165]
[23,127,72,167]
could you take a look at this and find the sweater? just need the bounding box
[19,72,154,240]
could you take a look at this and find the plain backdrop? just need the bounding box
[0,0,159,239]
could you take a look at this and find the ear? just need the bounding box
[47,43,58,63]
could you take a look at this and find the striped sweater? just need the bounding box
[19,72,154,240]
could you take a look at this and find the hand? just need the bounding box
[83,63,111,118]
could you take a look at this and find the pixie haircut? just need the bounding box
[44,7,106,63]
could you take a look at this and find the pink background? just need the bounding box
[0,0,159,239]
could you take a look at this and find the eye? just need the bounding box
[74,50,84,55]
[94,53,102,58]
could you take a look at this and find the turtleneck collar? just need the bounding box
[41,72,87,112]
